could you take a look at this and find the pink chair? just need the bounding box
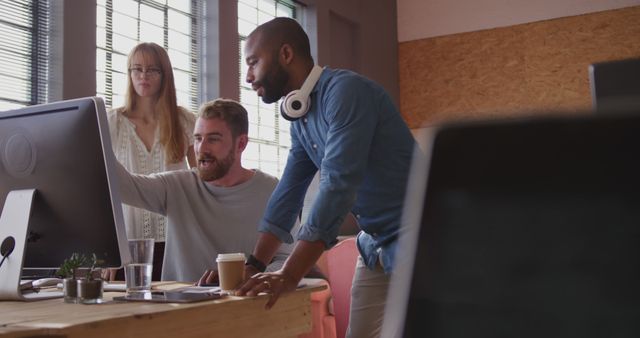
[321,236,359,338]
[298,279,337,338]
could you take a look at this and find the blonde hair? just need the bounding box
[124,42,186,164]
[198,99,249,139]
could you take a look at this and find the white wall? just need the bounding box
[397,0,640,42]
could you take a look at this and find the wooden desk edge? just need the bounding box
[0,281,325,338]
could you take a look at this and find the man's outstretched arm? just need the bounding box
[236,235,325,310]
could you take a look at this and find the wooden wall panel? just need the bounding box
[399,6,640,128]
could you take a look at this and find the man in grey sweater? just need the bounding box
[115,98,296,282]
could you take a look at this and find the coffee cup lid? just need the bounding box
[216,253,246,262]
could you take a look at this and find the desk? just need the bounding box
[0,282,324,338]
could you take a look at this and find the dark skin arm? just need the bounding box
[235,213,358,308]
[194,233,278,287]
[195,233,283,287]
[196,265,261,286]
[197,213,358,293]
[236,233,325,310]
[196,269,219,286]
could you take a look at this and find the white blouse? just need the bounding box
[108,107,196,242]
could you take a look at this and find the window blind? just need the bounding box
[96,0,202,112]
[0,0,49,111]
[238,0,298,178]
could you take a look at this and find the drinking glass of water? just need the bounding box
[125,238,154,296]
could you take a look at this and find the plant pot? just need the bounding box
[62,278,78,303]
[77,279,104,304]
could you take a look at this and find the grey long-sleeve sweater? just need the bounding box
[115,161,295,282]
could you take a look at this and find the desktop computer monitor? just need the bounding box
[382,112,640,337]
[589,57,640,112]
[0,97,130,300]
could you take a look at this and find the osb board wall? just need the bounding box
[398,6,640,128]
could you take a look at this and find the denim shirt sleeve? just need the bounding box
[299,77,380,247]
[259,130,318,244]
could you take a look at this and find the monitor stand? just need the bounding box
[0,189,63,301]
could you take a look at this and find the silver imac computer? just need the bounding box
[0,97,130,301]
[383,112,640,337]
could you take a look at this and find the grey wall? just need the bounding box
[50,0,97,102]
[201,0,239,102]
[300,0,400,105]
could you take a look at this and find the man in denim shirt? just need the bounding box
[236,17,415,338]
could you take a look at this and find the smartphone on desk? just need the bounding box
[114,290,223,303]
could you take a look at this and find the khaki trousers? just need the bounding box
[346,255,391,338]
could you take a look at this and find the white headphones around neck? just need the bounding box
[280,65,323,121]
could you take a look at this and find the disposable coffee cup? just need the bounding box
[216,253,246,291]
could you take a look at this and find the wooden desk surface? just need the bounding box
[0,282,324,338]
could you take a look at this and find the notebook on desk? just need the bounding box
[383,112,640,337]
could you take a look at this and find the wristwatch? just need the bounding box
[245,254,267,272]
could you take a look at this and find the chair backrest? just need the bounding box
[323,236,358,338]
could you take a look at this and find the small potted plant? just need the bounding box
[57,253,89,303]
[77,253,105,304]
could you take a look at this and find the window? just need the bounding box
[0,0,49,111]
[238,0,299,178]
[96,0,202,112]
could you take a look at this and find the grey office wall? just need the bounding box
[300,0,400,105]
[50,0,97,101]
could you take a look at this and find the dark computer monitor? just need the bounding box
[0,97,130,300]
[589,57,640,112]
[383,112,640,337]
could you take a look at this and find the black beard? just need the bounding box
[197,148,235,182]
[259,59,289,104]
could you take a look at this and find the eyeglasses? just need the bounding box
[129,67,162,78]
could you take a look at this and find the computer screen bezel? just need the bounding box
[0,97,131,275]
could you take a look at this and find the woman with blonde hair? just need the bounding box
[108,42,196,280]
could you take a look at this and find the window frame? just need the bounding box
[95,0,202,112]
[237,0,300,178]
[0,0,49,110]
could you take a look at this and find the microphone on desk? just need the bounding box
[0,236,16,268]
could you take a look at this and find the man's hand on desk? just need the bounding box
[235,269,298,309]
[243,264,260,281]
[196,269,219,286]
[102,268,119,281]
[195,265,261,287]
